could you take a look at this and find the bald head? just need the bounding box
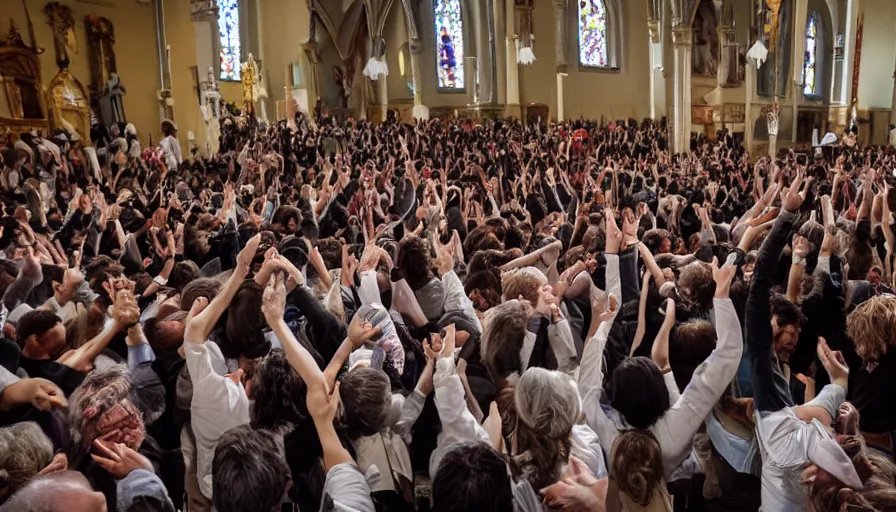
[0,471,106,512]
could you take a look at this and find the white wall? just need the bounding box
[857,0,896,109]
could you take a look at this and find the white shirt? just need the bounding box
[754,384,846,512]
[578,254,745,479]
[185,339,250,499]
[160,135,183,171]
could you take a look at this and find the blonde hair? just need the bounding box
[847,296,896,364]
[501,267,547,304]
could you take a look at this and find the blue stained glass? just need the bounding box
[434,0,465,89]
[579,0,608,67]
[219,0,241,81]
[803,14,818,96]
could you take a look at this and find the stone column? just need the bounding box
[745,58,756,152]
[557,72,566,121]
[647,18,666,119]
[840,0,859,106]
[792,0,808,142]
[191,0,219,153]
[506,36,521,117]
[553,0,568,70]
[671,26,693,154]
[891,45,896,128]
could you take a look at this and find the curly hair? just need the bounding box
[397,235,433,290]
[847,296,896,364]
[611,429,666,507]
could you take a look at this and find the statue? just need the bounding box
[99,72,127,125]
[199,66,222,155]
[333,65,352,109]
[692,0,719,76]
[240,53,260,113]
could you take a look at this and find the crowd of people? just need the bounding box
[0,110,895,512]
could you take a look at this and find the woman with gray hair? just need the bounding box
[512,367,608,493]
[0,421,56,504]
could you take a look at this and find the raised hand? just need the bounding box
[817,337,849,386]
[792,235,810,260]
[780,171,805,212]
[604,209,622,255]
[711,256,737,299]
[261,273,287,323]
[236,233,262,274]
[90,439,153,480]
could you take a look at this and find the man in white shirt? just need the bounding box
[159,120,183,172]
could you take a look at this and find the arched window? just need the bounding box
[434,0,465,89]
[802,13,818,96]
[219,0,241,81]
[578,0,609,68]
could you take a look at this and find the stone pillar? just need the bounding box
[891,46,896,127]
[191,0,219,152]
[506,36,521,117]
[553,0,568,70]
[408,38,428,119]
[557,72,566,121]
[792,0,808,141]
[841,0,859,105]
[745,59,756,153]
[647,18,666,119]
[671,26,693,154]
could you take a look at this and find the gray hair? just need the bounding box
[515,367,581,439]
[0,422,54,498]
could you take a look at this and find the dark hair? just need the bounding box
[432,443,515,512]
[397,235,433,290]
[212,425,289,512]
[338,367,390,440]
[15,310,62,348]
[251,349,309,430]
[670,320,717,392]
[167,261,199,292]
[180,277,221,311]
[770,293,806,328]
[609,357,670,429]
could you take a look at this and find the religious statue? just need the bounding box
[333,65,352,109]
[99,72,127,126]
[199,66,222,155]
[692,0,719,76]
[84,16,117,98]
[240,53,260,113]
[44,1,77,70]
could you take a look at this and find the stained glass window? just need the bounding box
[579,0,609,68]
[803,14,818,96]
[219,0,241,81]
[434,0,465,89]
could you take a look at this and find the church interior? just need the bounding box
[0,0,895,156]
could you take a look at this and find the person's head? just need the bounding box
[143,311,186,355]
[770,294,806,362]
[481,300,529,381]
[161,120,177,138]
[432,443,515,512]
[846,295,896,365]
[0,471,106,512]
[166,261,199,292]
[180,277,222,311]
[250,349,309,430]
[67,365,144,458]
[805,434,896,512]
[224,281,271,359]
[611,430,666,508]
[500,267,547,304]
[0,422,55,503]
[396,235,433,290]
[16,310,65,360]
[609,357,670,429]
[512,368,579,490]
[670,320,717,392]
[212,425,290,512]
[338,366,391,441]
[677,262,715,315]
